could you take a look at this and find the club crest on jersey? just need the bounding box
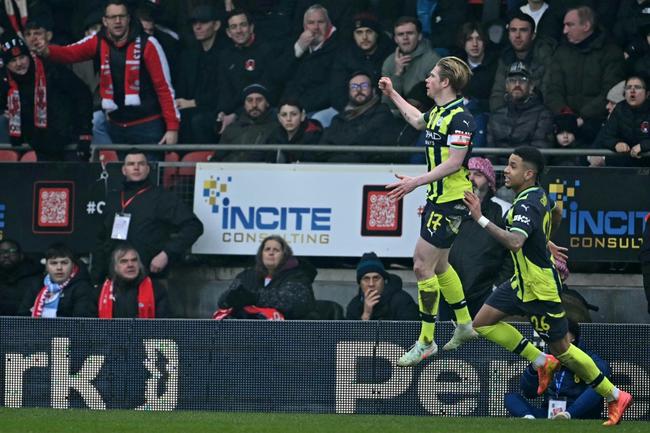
[245,59,256,71]
[641,121,649,134]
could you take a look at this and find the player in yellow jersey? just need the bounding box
[464,146,632,426]
[378,57,478,367]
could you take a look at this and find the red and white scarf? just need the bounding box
[7,54,47,138]
[99,36,142,112]
[4,0,28,36]
[31,265,78,318]
[98,276,156,318]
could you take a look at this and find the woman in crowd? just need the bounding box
[19,244,96,317]
[98,243,168,318]
[217,235,316,319]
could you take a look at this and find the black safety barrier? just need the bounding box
[0,318,647,419]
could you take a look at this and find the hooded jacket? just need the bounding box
[346,273,418,320]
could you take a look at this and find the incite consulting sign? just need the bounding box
[192,163,423,256]
[543,167,650,262]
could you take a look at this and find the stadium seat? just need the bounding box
[0,150,20,162]
[20,150,37,162]
[178,151,213,176]
[162,152,180,189]
[99,150,119,163]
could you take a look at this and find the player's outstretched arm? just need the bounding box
[378,77,425,130]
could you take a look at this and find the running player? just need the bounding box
[463,146,632,426]
[378,56,478,367]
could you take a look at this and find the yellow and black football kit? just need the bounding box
[419,97,475,248]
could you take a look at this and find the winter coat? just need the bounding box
[219,257,317,319]
[218,109,278,161]
[489,36,556,112]
[329,34,395,111]
[599,100,650,167]
[3,59,93,156]
[266,118,323,162]
[381,39,440,115]
[0,258,43,316]
[487,94,554,149]
[101,276,168,318]
[461,49,499,114]
[545,30,625,121]
[345,273,418,321]
[218,38,278,113]
[92,179,204,284]
[319,99,399,162]
[175,39,222,113]
[18,263,97,317]
[449,194,513,306]
[279,31,341,112]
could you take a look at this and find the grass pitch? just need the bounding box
[0,409,647,433]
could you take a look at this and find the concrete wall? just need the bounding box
[168,265,648,323]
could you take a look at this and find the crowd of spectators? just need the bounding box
[0,0,646,166]
[0,1,649,318]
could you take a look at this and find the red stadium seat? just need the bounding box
[20,150,37,162]
[178,151,213,176]
[0,150,20,162]
[162,152,180,189]
[99,150,119,163]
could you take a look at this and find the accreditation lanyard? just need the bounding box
[120,186,151,212]
[554,370,566,398]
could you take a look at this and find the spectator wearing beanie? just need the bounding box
[550,112,588,166]
[1,36,93,161]
[346,252,418,321]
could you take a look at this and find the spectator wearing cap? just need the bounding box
[329,12,395,112]
[278,4,340,127]
[545,6,625,144]
[599,74,650,167]
[33,0,180,154]
[549,112,587,166]
[346,252,418,321]
[381,16,440,118]
[441,157,513,320]
[174,4,223,144]
[319,71,399,163]
[489,11,555,112]
[0,36,93,161]
[215,8,278,136]
[487,62,553,152]
[217,83,276,161]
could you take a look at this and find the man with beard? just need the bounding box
[217,84,277,161]
[319,71,396,162]
[440,157,512,320]
[488,62,553,151]
[98,243,167,318]
[489,11,555,112]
